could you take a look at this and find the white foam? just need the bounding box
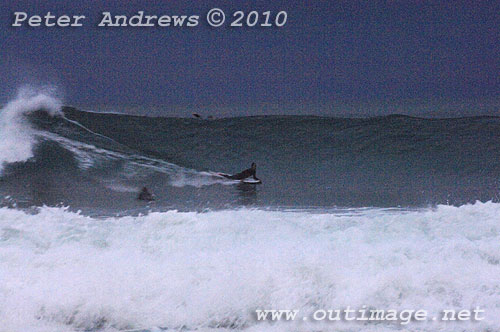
[1,202,499,331]
[0,86,62,173]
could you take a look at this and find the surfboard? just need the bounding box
[241,178,262,184]
[213,172,262,184]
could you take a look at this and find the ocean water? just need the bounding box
[0,90,499,332]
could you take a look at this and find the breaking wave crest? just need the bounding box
[0,87,61,173]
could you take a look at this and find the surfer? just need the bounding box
[137,187,155,201]
[222,162,259,181]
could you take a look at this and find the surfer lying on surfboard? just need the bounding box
[220,162,260,182]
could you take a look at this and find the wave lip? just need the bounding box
[0,87,61,173]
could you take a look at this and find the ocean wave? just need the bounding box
[0,202,499,331]
[1,88,499,209]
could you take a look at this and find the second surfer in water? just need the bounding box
[138,187,155,201]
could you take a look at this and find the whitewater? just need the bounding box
[0,203,499,332]
[0,87,61,173]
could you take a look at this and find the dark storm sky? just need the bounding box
[0,1,498,116]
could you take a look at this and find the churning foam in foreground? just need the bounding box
[0,87,61,173]
[1,202,499,332]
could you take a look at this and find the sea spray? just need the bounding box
[0,86,61,173]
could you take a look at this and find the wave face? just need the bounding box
[0,91,500,211]
[1,202,499,332]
